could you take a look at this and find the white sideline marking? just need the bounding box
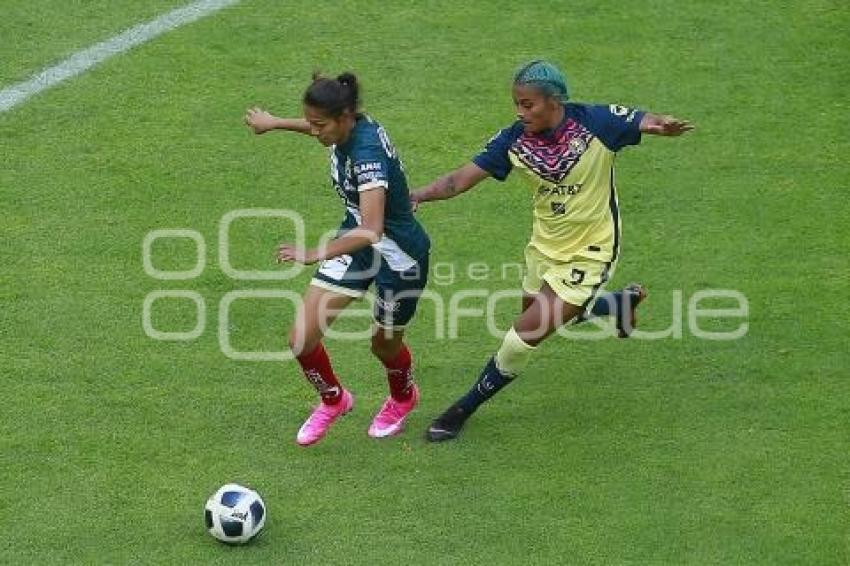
[0,0,240,113]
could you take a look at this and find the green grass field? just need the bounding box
[2,1,848,563]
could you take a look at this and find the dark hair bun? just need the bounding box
[337,72,358,93]
[303,71,361,118]
[336,72,360,113]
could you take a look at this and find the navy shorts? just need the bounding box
[311,246,429,328]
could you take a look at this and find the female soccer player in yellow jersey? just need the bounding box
[410,60,693,441]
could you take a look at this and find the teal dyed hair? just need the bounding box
[513,60,569,101]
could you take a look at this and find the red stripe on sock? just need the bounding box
[296,343,342,404]
[382,344,413,401]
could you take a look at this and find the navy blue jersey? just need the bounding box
[330,115,429,270]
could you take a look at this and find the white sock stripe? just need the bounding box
[0,0,240,113]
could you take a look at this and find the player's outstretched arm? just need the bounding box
[245,107,312,135]
[277,188,385,265]
[639,113,694,136]
[410,162,490,209]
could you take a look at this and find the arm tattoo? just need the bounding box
[442,174,460,197]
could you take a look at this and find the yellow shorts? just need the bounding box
[521,244,615,308]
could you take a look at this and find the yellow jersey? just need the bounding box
[473,103,643,263]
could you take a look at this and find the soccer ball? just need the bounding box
[204,483,266,544]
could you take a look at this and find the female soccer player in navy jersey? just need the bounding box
[245,72,430,446]
[410,60,693,442]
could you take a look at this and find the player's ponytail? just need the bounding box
[303,71,361,118]
[336,72,360,111]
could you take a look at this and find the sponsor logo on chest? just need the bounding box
[537,183,583,197]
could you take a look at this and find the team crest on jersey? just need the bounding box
[568,137,587,154]
[511,119,595,184]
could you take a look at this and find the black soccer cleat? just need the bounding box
[616,283,647,338]
[426,404,469,442]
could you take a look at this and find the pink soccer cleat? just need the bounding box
[296,389,354,446]
[368,384,420,438]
